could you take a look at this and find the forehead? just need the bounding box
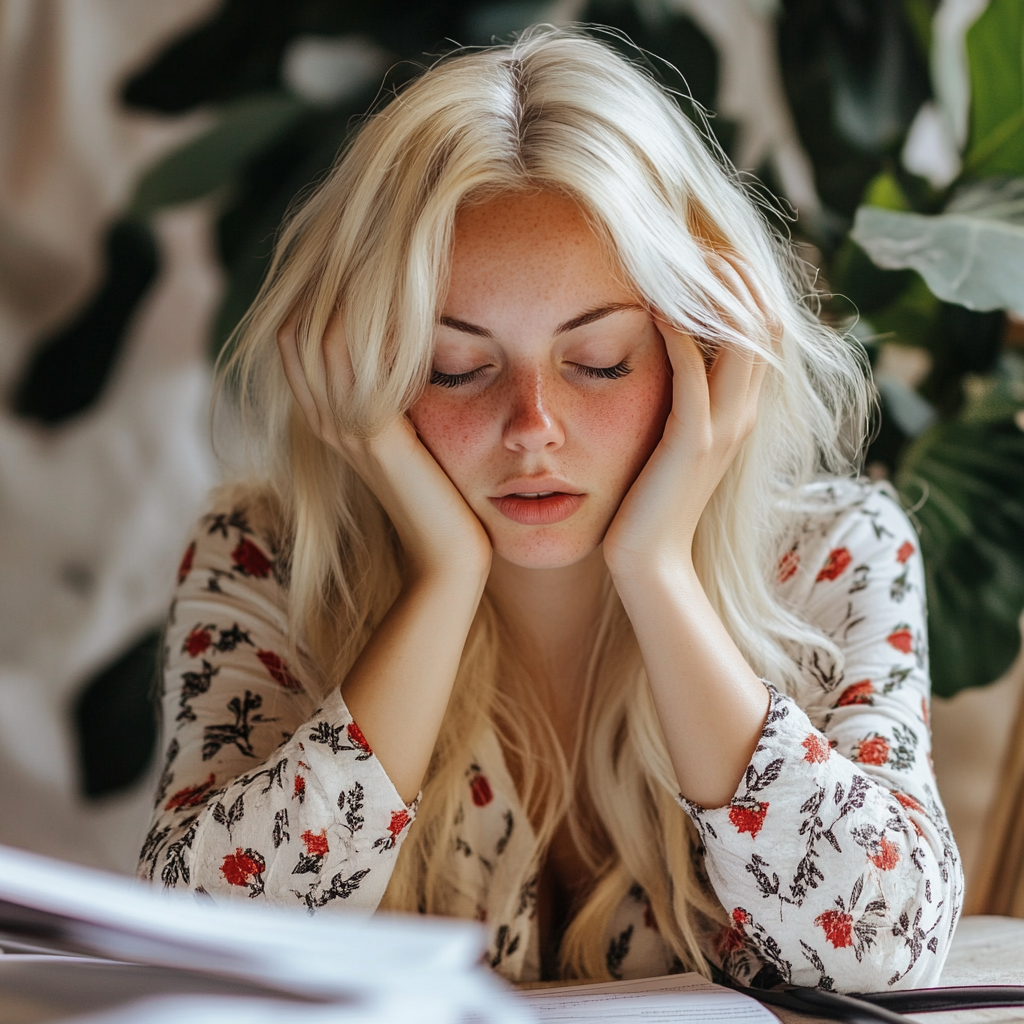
[445,191,634,315]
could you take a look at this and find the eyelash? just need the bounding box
[429,360,633,389]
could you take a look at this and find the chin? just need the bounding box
[490,531,600,570]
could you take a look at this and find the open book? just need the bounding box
[0,843,781,1023]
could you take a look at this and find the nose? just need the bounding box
[502,368,565,453]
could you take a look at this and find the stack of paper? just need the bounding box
[0,843,525,1023]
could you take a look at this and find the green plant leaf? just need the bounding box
[896,418,1024,695]
[963,0,1024,177]
[130,92,309,218]
[850,178,1024,313]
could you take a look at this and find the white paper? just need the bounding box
[520,973,781,1022]
[0,844,529,1024]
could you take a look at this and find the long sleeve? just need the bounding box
[137,501,415,913]
[680,484,962,992]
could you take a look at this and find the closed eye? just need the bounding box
[429,367,488,388]
[574,359,632,380]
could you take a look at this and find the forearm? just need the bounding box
[613,561,769,808]
[341,569,487,803]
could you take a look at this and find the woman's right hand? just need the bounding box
[276,313,492,585]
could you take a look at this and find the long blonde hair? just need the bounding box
[220,26,871,979]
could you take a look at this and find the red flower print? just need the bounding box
[719,924,745,954]
[816,547,852,582]
[183,628,212,658]
[887,626,913,654]
[896,540,915,564]
[837,679,874,707]
[777,548,800,583]
[856,734,890,766]
[387,809,410,842]
[177,542,196,585]
[301,829,329,857]
[729,802,768,837]
[231,538,273,578]
[643,901,659,932]
[256,649,302,691]
[221,848,265,887]
[165,773,216,810]
[815,909,853,949]
[347,722,372,756]
[801,732,831,764]
[732,908,749,925]
[293,774,306,801]
[894,790,924,814]
[870,836,900,871]
[470,772,493,807]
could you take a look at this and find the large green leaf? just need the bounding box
[130,93,309,218]
[850,178,1024,313]
[963,0,1024,177]
[896,418,1024,695]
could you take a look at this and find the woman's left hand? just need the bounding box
[603,254,780,581]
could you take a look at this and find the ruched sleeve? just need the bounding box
[137,501,415,913]
[680,485,962,992]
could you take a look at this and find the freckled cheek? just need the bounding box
[407,395,498,484]
[580,379,672,485]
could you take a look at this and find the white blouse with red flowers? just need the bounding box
[138,481,962,992]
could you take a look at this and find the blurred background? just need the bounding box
[1,0,1023,912]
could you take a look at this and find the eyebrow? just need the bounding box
[437,302,646,339]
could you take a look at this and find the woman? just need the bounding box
[139,26,962,991]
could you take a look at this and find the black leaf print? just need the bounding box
[496,810,514,856]
[889,724,919,771]
[850,875,864,912]
[799,941,835,992]
[273,809,290,848]
[308,721,345,753]
[517,874,538,917]
[177,661,219,724]
[212,793,245,836]
[202,690,273,761]
[822,829,842,854]
[744,758,784,794]
[848,564,869,593]
[154,738,180,807]
[338,781,365,836]
[490,925,510,968]
[160,817,198,888]
[237,757,288,794]
[214,624,254,652]
[205,509,251,538]
[806,650,840,692]
[745,853,780,899]
[300,868,371,911]
[292,852,323,875]
[606,925,633,980]
[139,823,172,878]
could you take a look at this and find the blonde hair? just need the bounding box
[220,26,871,979]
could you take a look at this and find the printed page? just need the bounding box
[520,973,782,1022]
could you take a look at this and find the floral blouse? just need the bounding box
[138,481,962,992]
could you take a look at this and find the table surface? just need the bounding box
[1,915,1022,1024]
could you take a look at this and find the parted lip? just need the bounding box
[491,476,583,498]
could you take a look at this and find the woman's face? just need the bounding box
[408,191,673,569]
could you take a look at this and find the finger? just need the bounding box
[707,339,760,418]
[654,316,711,419]
[710,253,783,353]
